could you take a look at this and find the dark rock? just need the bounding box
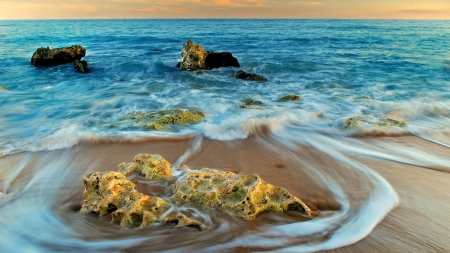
[74,60,89,73]
[234,70,267,82]
[31,45,86,66]
[177,40,239,71]
[278,95,301,102]
[204,51,240,69]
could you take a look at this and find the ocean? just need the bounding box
[0,19,449,252]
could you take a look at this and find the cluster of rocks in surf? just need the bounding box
[81,153,312,231]
[31,45,89,73]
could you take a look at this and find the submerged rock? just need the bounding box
[344,116,407,129]
[234,70,267,82]
[120,108,204,130]
[81,171,206,230]
[238,98,263,109]
[278,95,301,102]
[177,40,239,71]
[31,45,86,66]
[118,154,172,179]
[74,59,89,73]
[168,168,312,220]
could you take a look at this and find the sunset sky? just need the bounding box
[0,0,449,19]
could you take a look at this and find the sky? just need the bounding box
[0,0,449,19]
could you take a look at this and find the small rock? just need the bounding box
[168,168,311,220]
[31,45,86,66]
[344,116,407,129]
[74,59,89,73]
[118,154,172,179]
[239,98,263,109]
[120,108,204,131]
[234,70,267,82]
[278,95,301,102]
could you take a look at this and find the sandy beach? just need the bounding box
[1,133,448,252]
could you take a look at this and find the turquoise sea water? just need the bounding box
[1,19,450,252]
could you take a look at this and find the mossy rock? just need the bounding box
[74,59,89,73]
[344,116,407,130]
[1,86,7,90]
[278,95,301,102]
[239,98,263,108]
[81,171,205,230]
[168,168,311,220]
[121,108,204,131]
[118,154,172,179]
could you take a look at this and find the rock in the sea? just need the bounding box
[120,108,204,130]
[234,70,267,82]
[118,154,172,179]
[239,98,263,109]
[74,59,89,73]
[1,86,7,91]
[344,116,407,129]
[81,171,205,230]
[204,51,240,69]
[168,168,311,220]
[278,95,301,102]
[31,45,86,66]
[178,40,239,70]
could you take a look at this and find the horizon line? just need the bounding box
[1,17,450,21]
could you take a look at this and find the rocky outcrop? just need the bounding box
[238,98,263,109]
[81,171,206,230]
[120,108,204,130]
[344,116,407,130]
[118,154,172,179]
[278,95,301,102]
[82,154,312,231]
[168,168,311,220]
[31,45,86,66]
[177,40,239,71]
[74,60,89,73]
[234,70,267,82]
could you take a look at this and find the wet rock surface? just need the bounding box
[81,154,312,231]
[344,116,407,130]
[238,98,263,109]
[74,59,89,73]
[234,70,267,82]
[81,171,206,230]
[31,45,86,66]
[168,168,311,220]
[177,40,240,70]
[118,154,172,179]
[278,95,302,102]
[120,108,204,130]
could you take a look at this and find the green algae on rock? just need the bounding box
[168,168,312,220]
[31,45,86,66]
[239,98,263,109]
[344,116,407,129]
[121,108,204,131]
[118,153,172,179]
[278,95,301,102]
[74,59,89,73]
[81,171,206,230]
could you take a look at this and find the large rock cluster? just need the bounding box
[177,40,240,71]
[81,154,312,231]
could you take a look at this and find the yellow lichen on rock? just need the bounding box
[344,116,407,130]
[168,168,311,220]
[118,154,172,179]
[81,171,205,230]
[178,40,208,71]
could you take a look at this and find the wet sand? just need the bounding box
[0,134,449,252]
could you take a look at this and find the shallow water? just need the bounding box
[1,19,450,252]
